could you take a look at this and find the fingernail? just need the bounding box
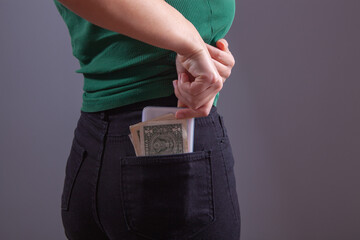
[218,42,225,50]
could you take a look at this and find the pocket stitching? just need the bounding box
[121,150,208,165]
[61,137,86,211]
[120,150,215,239]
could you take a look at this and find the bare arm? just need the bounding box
[58,0,224,118]
[57,0,206,57]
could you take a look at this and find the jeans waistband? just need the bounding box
[79,94,218,137]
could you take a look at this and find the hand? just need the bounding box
[173,44,223,119]
[207,39,236,84]
[173,39,235,119]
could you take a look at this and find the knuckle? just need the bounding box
[231,57,235,67]
[207,72,217,84]
[226,69,232,78]
[215,78,223,91]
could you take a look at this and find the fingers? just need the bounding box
[206,41,235,67]
[211,58,231,83]
[172,42,226,119]
[206,38,235,83]
[175,53,187,78]
[216,39,229,51]
[178,72,209,96]
[173,73,222,110]
[175,97,214,119]
[173,77,213,111]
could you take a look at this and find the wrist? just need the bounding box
[174,23,206,58]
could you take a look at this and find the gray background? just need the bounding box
[1,0,359,239]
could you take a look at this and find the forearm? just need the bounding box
[58,0,205,57]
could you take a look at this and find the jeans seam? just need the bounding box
[219,141,239,223]
[91,121,110,237]
[211,113,238,223]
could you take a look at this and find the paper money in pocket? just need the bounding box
[129,113,188,156]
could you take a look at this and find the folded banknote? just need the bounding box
[129,112,191,156]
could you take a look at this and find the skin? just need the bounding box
[57,0,234,118]
[173,38,236,119]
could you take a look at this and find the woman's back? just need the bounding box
[53,0,235,112]
[56,1,241,239]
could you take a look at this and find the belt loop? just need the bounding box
[218,114,227,139]
[100,111,108,122]
[209,106,225,139]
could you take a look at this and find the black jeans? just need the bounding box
[61,94,241,240]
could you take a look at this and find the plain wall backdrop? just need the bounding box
[1,0,359,239]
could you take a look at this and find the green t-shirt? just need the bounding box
[53,0,236,112]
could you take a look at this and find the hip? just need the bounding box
[62,94,240,239]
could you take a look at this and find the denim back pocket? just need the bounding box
[61,137,86,211]
[120,150,215,240]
